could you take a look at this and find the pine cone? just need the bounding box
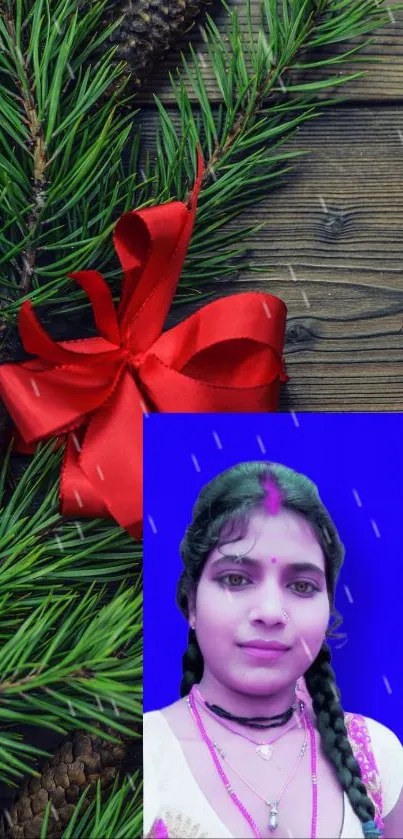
[103,0,215,88]
[2,728,136,839]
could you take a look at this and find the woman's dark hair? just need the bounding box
[176,461,379,838]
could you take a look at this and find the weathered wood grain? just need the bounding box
[135,1,403,104]
[131,1,403,410]
[137,105,403,410]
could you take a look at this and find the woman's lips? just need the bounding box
[240,646,289,661]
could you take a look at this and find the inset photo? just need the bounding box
[143,413,403,839]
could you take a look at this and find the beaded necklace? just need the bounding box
[213,714,308,831]
[187,686,318,838]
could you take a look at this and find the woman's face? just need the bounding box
[189,507,330,697]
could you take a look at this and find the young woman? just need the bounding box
[144,462,403,838]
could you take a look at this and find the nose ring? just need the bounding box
[283,611,289,622]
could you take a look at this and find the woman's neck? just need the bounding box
[196,672,298,720]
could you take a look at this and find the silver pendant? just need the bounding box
[268,802,279,832]
[256,743,273,760]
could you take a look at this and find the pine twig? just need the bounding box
[0,442,142,787]
[2,12,47,293]
[142,0,403,292]
[0,0,144,331]
[39,772,142,839]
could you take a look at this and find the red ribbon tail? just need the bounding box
[61,431,110,520]
[60,373,144,538]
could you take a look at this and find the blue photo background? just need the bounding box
[143,413,403,741]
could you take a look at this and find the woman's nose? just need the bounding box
[248,583,288,625]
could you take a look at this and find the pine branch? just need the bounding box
[0,0,149,330]
[0,442,141,590]
[1,0,400,330]
[147,0,403,289]
[0,581,142,786]
[2,11,46,294]
[40,773,142,839]
[0,441,142,787]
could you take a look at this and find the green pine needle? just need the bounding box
[1,0,401,327]
[0,441,142,785]
[148,0,403,292]
[40,772,142,838]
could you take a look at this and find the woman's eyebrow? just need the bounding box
[209,556,326,578]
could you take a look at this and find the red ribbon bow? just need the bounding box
[0,149,288,539]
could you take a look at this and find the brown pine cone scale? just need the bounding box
[3,729,130,839]
[104,0,215,87]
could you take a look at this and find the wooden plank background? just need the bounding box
[134,0,403,411]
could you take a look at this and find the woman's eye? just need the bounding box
[219,574,250,588]
[290,581,319,596]
[217,577,320,594]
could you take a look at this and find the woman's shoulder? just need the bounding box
[144,699,189,739]
[344,709,403,757]
[143,709,165,726]
[144,700,191,784]
[348,711,403,752]
[346,711,403,817]
[143,709,174,770]
[145,698,193,728]
[363,714,403,770]
[143,708,170,742]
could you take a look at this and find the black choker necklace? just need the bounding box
[204,700,301,730]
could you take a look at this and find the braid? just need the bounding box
[180,629,204,698]
[305,643,380,839]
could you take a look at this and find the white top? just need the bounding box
[143,710,403,838]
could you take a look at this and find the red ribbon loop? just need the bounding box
[0,149,288,539]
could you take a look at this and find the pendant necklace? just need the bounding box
[213,717,307,832]
[187,685,318,838]
[193,685,304,761]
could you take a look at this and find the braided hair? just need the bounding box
[176,461,380,839]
